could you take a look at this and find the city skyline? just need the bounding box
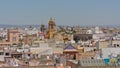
[0,0,120,26]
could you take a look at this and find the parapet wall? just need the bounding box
[78,66,120,68]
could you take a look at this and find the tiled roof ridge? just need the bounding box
[64,44,77,50]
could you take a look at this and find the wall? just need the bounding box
[67,61,78,68]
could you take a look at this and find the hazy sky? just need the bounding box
[0,0,120,26]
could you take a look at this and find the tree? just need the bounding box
[74,37,79,43]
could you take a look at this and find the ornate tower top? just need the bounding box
[50,17,53,21]
[48,17,56,26]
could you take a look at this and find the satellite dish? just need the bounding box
[112,53,117,57]
[108,52,111,55]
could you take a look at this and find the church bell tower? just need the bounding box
[48,18,56,39]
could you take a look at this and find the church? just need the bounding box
[46,18,56,39]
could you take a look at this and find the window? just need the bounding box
[13,32,16,35]
[0,52,4,55]
[28,54,30,56]
[5,53,9,56]
[12,37,16,42]
[117,44,119,47]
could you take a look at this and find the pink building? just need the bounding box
[7,29,20,45]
